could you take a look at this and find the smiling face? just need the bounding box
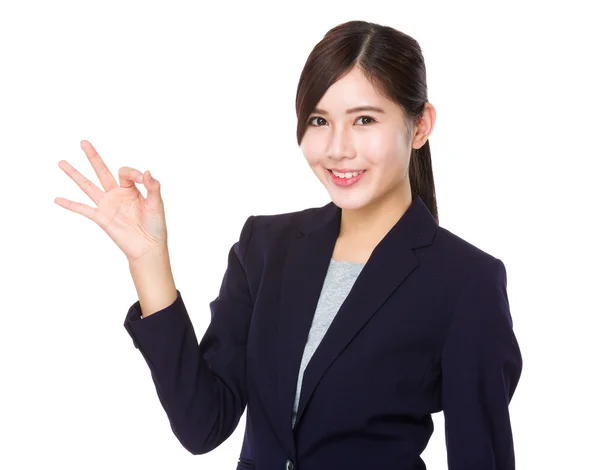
[300,66,416,212]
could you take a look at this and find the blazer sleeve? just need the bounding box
[123,215,256,455]
[441,257,523,470]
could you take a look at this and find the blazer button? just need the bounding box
[285,459,294,470]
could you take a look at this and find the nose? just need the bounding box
[327,125,357,161]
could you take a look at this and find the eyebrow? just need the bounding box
[311,105,386,115]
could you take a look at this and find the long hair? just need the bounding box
[295,20,438,223]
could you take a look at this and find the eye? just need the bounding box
[308,116,328,127]
[356,116,376,125]
[307,115,377,126]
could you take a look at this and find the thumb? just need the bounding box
[143,170,164,211]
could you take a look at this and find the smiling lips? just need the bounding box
[327,169,367,186]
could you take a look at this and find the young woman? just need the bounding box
[56,20,522,470]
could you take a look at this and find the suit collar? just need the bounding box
[296,194,438,248]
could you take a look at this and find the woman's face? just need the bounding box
[300,66,417,212]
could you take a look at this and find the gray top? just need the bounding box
[291,258,365,428]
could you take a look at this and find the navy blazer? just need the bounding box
[123,195,523,470]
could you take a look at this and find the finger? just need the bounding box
[58,160,105,206]
[54,197,98,223]
[80,140,119,192]
[118,166,144,189]
[143,170,164,211]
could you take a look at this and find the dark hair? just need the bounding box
[295,20,438,223]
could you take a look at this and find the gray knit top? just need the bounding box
[291,258,365,428]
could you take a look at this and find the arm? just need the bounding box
[441,258,523,470]
[123,215,256,455]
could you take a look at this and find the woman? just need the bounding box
[56,20,522,470]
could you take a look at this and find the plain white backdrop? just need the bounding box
[1,0,598,468]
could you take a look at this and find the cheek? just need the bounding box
[361,135,402,167]
[360,137,410,182]
[300,140,321,167]
[302,146,324,171]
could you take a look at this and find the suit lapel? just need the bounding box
[274,195,438,452]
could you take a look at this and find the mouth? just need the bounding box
[327,169,367,187]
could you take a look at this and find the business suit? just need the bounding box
[123,194,523,470]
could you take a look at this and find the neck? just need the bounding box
[338,184,413,243]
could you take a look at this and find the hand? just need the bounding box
[55,140,169,263]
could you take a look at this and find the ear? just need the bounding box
[411,102,436,149]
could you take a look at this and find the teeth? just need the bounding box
[331,170,365,178]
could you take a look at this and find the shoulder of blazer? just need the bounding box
[428,225,509,304]
[249,201,338,246]
[434,225,501,267]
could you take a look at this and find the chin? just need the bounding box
[328,193,375,211]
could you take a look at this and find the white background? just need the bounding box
[1,0,598,468]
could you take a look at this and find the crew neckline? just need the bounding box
[330,258,365,266]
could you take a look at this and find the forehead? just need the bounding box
[315,67,392,112]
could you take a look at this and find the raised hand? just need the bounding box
[55,140,169,263]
